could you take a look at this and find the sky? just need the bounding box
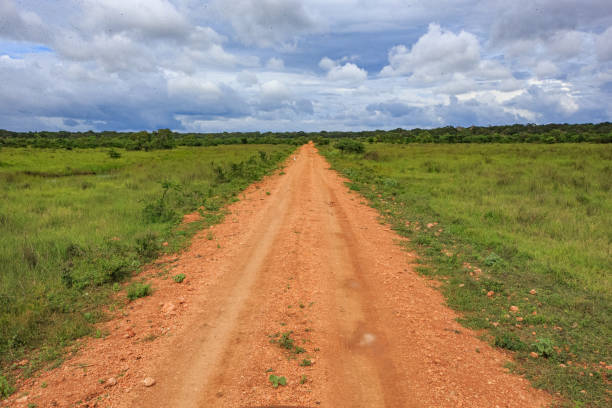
[0,0,611,132]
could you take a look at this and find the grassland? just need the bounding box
[0,145,292,392]
[321,143,611,407]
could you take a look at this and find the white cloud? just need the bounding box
[55,33,154,72]
[0,0,48,42]
[260,80,292,108]
[328,62,367,82]
[167,75,222,99]
[80,0,188,39]
[534,61,560,78]
[266,57,285,70]
[380,24,480,79]
[547,30,587,59]
[596,26,612,61]
[319,57,367,82]
[318,57,335,71]
[236,71,259,87]
[214,0,315,47]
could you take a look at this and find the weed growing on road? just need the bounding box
[268,374,287,388]
[300,375,308,384]
[142,334,158,342]
[173,273,186,283]
[269,331,307,356]
[275,332,294,350]
[299,359,312,367]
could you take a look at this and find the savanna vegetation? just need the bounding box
[0,145,293,394]
[321,142,611,407]
[1,122,610,151]
[0,120,610,401]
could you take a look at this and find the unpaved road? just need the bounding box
[7,143,552,407]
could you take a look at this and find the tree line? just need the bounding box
[1,122,610,150]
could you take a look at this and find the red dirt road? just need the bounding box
[6,144,552,407]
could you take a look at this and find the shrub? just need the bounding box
[107,149,121,159]
[334,139,365,154]
[126,282,152,301]
[532,337,555,357]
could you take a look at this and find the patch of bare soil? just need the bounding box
[4,143,552,408]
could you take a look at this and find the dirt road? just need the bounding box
[8,143,551,407]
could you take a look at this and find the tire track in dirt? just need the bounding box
[125,148,304,408]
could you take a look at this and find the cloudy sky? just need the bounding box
[1,0,611,132]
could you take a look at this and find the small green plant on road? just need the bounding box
[173,273,186,283]
[268,374,287,388]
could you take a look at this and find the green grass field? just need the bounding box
[321,143,611,407]
[0,145,292,391]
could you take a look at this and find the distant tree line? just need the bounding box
[0,122,610,150]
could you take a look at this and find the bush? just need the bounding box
[334,139,365,154]
[126,282,152,301]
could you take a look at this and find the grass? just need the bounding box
[126,282,152,301]
[321,143,611,408]
[299,358,312,367]
[0,144,293,392]
[0,375,14,398]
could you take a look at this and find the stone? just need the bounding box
[106,377,117,387]
[529,289,537,295]
[509,305,519,312]
[529,352,539,358]
[161,302,176,314]
[487,291,494,297]
[143,377,156,387]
